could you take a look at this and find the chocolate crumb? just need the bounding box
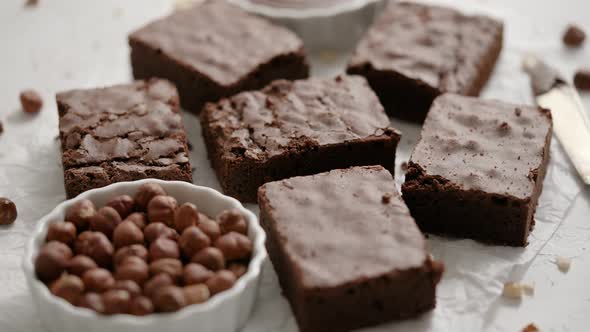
[0,121,3,136]
[19,89,43,114]
[574,69,590,91]
[563,24,586,47]
[381,194,392,204]
[522,323,539,332]
[498,122,510,133]
[514,108,522,117]
[191,167,196,172]
[0,198,17,225]
[24,0,38,7]
[400,162,408,171]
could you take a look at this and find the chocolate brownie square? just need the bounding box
[402,94,552,246]
[201,75,401,202]
[347,2,504,122]
[258,166,444,332]
[129,1,309,113]
[56,79,192,198]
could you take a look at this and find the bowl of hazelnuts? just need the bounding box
[22,179,266,332]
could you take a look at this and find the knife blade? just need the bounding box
[523,55,590,185]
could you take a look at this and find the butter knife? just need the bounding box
[522,55,590,185]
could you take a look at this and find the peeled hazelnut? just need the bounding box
[65,199,96,230]
[184,284,210,305]
[89,206,122,238]
[179,226,210,259]
[183,263,214,285]
[77,292,104,313]
[153,286,186,312]
[217,209,247,235]
[149,258,183,281]
[68,255,98,277]
[144,222,179,243]
[113,220,144,249]
[19,89,43,113]
[35,241,73,281]
[113,244,148,266]
[228,263,248,279]
[147,195,178,226]
[173,202,199,233]
[115,256,149,285]
[82,268,115,293]
[149,238,180,261]
[214,232,253,261]
[129,296,154,316]
[563,24,586,47]
[197,217,221,241]
[143,273,174,298]
[50,274,84,304]
[75,231,114,268]
[102,289,131,315]
[46,222,77,246]
[191,247,225,271]
[0,197,17,225]
[112,280,142,298]
[124,212,147,230]
[135,183,167,210]
[206,270,236,295]
[106,195,135,219]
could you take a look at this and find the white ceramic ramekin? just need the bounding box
[227,0,386,52]
[22,179,267,332]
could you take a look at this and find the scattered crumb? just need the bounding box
[0,121,3,136]
[521,282,535,296]
[400,161,408,171]
[555,256,571,272]
[191,167,196,172]
[515,108,522,117]
[502,282,523,299]
[316,50,339,64]
[522,323,539,332]
[24,0,38,7]
[563,24,586,48]
[187,141,193,151]
[381,193,392,204]
[19,89,43,114]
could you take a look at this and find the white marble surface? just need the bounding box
[0,0,589,331]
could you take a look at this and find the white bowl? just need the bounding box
[228,0,386,52]
[22,179,267,332]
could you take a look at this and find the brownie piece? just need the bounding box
[56,79,192,198]
[129,1,309,113]
[201,75,401,202]
[347,2,504,122]
[402,94,552,246]
[258,166,444,332]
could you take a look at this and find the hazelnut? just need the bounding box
[0,197,17,225]
[129,296,154,316]
[184,284,210,305]
[102,289,131,315]
[143,273,174,298]
[89,206,122,238]
[115,256,149,285]
[124,212,147,230]
[228,263,248,279]
[144,222,178,243]
[183,263,214,285]
[35,241,73,282]
[173,202,199,233]
[574,69,590,91]
[82,268,115,293]
[147,195,178,226]
[106,195,135,219]
[179,226,210,259]
[217,209,247,235]
[153,286,186,312]
[149,237,180,261]
[112,280,142,298]
[197,217,221,241]
[134,183,167,210]
[191,247,225,271]
[67,255,98,277]
[75,231,114,268]
[113,244,148,266]
[149,258,183,281]
[19,89,43,113]
[502,282,523,299]
[563,24,586,47]
[206,270,236,295]
[214,232,252,261]
[113,220,144,249]
[46,221,77,246]
[76,292,104,313]
[50,274,84,304]
[65,199,96,230]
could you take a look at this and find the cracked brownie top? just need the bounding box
[56,79,190,169]
[201,75,395,162]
